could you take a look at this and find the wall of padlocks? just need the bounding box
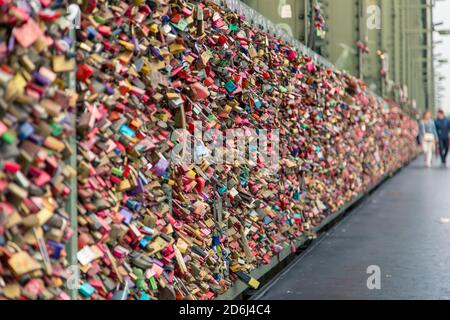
[0,0,419,300]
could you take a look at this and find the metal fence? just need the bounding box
[64,0,399,300]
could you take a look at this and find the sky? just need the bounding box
[434,0,450,114]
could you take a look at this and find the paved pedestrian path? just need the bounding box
[256,158,450,300]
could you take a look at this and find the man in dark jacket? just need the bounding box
[435,109,450,167]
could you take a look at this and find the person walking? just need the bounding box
[418,111,438,168]
[435,110,450,167]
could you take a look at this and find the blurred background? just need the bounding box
[242,0,450,118]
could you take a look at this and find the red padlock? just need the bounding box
[195,176,205,193]
[77,64,94,82]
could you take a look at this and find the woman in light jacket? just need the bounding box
[418,111,439,168]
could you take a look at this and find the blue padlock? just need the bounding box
[224,80,237,93]
[79,282,95,298]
